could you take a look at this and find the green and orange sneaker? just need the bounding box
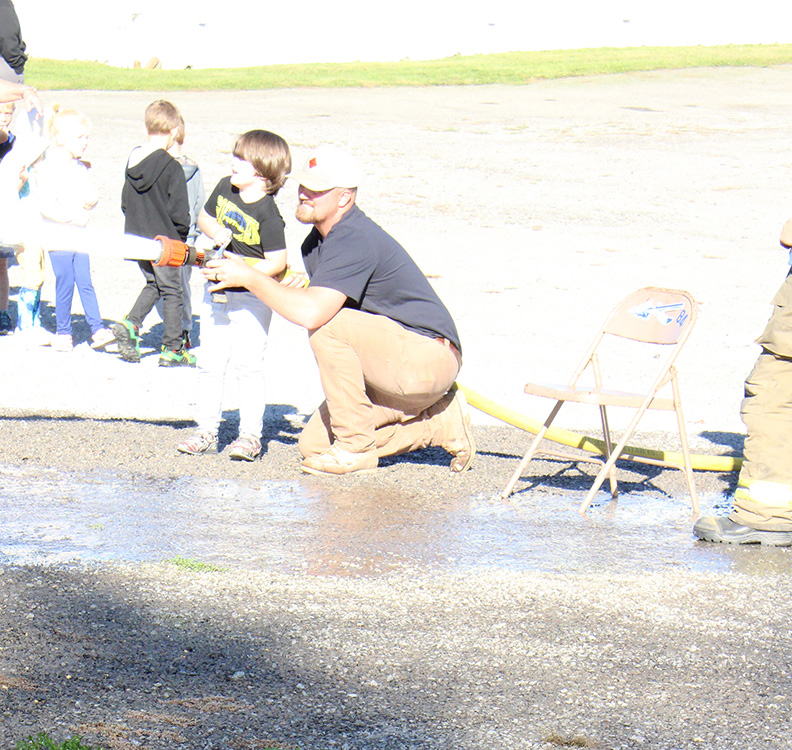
[111,319,140,363]
[158,346,197,368]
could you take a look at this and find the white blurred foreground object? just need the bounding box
[12,106,46,171]
[40,224,163,259]
[0,106,46,252]
[0,223,207,268]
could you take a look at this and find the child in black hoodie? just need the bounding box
[113,100,192,366]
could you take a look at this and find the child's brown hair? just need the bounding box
[173,114,186,146]
[144,100,182,136]
[233,130,291,195]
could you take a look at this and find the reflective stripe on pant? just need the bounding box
[733,350,792,531]
[298,309,460,458]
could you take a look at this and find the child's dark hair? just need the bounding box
[233,130,291,195]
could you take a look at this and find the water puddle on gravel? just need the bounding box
[2,464,790,577]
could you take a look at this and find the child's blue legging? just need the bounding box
[48,251,103,336]
[17,287,41,330]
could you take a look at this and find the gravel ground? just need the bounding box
[2,69,792,749]
[3,560,792,750]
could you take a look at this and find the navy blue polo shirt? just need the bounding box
[301,204,461,352]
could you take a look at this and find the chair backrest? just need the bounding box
[603,287,697,345]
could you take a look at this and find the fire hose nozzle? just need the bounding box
[153,236,206,268]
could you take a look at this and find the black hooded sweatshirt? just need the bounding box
[121,147,189,241]
[0,0,27,76]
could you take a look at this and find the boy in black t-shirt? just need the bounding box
[177,130,289,462]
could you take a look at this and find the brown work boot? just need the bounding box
[431,384,476,472]
[301,444,379,476]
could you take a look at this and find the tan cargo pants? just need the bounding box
[733,271,792,530]
[298,309,461,459]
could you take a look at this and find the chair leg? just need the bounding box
[579,402,653,514]
[502,401,563,499]
[593,355,618,499]
[672,377,699,516]
[598,404,618,499]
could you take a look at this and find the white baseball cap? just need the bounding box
[291,145,362,191]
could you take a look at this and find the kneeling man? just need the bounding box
[207,145,474,476]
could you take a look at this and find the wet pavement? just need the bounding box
[4,464,790,579]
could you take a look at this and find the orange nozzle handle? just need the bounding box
[153,235,190,267]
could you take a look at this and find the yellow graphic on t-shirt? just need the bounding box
[215,195,260,247]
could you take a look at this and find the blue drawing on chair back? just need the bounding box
[629,300,686,326]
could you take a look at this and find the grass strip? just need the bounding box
[26,44,792,91]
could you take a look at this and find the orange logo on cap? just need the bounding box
[309,158,317,168]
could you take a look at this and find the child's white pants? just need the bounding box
[196,287,273,439]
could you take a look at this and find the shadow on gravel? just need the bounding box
[699,430,745,455]
[2,547,792,750]
[0,566,441,749]
[488,448,741,501]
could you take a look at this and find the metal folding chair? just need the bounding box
[501,287,699,515]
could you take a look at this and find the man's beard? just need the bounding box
[295,204,314,225]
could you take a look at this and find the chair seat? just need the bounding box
[524,382,675,410]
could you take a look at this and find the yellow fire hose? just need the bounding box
[458,384,742,473]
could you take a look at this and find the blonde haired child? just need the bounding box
[37,106,113,351]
